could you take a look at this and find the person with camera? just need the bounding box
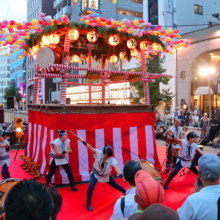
[72,132,126,212]
[164,132,204,190]
[0,130,11,179]
[46,130,78,192]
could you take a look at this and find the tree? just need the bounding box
[4,80,21,102]
[132,56,174,105]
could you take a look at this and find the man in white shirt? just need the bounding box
[164,110,172,126]
[110,160,142,220]
[192,112,199,126]
[179,154,220,220]
[164,132,204,190]
[166,119,182,167]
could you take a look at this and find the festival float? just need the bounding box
[0,4,190,184]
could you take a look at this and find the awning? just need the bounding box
[195,86,214,95]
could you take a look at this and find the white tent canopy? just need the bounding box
[195,86,214,95]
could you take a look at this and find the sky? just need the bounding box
[0,0,27,23]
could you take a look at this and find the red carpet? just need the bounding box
[8,147,197,220]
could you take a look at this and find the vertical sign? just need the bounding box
[167,0,172,13]
[37,79,45,103]
[19,82,24,98]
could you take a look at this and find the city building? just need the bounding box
[26,0,56,104]
[51,0,220,107]
[0,53,10,105]
[176,24,220,114]
[10,49,26,99]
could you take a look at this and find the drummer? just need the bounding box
[166,119,182,166]
[164,132,204,190]
[0,131,11,179]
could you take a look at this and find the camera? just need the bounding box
[212,13,220,18]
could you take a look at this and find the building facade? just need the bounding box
[51,0,220,106]
[176,25,220,115]
[10,50,25,97]
[26,0,56,104]
[0,54,10,105]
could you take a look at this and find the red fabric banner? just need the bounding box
[27,110,160,185]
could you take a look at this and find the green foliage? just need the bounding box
[132,56,175,105]
[4,80,21,102]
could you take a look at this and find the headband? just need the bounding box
[58,130,67,136]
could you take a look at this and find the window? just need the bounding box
[7,59,10,64]
[149,0,158,25]
[194,5,203,15]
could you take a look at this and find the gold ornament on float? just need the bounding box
[68,29,80,41]
[127,39,137,49]
[87,31,98,43]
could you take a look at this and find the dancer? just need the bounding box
[46,130,77,192]
[70,131,126,211]
[0,130,11,179]
[164,132,204,190]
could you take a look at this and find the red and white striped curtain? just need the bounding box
[27,110,160,185]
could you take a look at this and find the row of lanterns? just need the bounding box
[41,29,162,52]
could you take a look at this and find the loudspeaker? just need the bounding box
[0,108,4,123]
[7,96,15,109]
[66,98,71,104]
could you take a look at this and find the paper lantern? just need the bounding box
[86,56,94,63]
[50,34,59,44]
[68,29,79,41]
[152,43,161,52]
[110,55,118,63]
[72,55,79,63]
[119,52,127,60]
[127,39,137,49]
[109,35,120,46]
[42,35,50,46]
[140,41,149,51]
[32,44,40,54]
[87,31,98,43]
[27,48,33,57]
[131,49,138,57]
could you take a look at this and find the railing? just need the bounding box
[4,110,28,124]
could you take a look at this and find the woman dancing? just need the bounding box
[71,131,126,211]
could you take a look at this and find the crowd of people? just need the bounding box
[155,107,220,148]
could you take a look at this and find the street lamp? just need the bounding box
[199,67,215,120]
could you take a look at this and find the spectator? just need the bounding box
[182,127,189,140]
[110,160,142,220]
[200,113,209,129]
[209,115,219,142]
[133,170,164,212]
[48,187,63,220]
[4,179,53,220]
[197,129,209,145]
[213,135,220,148]
[179,154,220,220]
[178,111,186,127]
[155,126,163,139]
[194,176,204,193]
[164,110,172,126]
[188,112,194,126]
[193,112,200,127]
[127,204,180,220]
[184,110,190,126]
